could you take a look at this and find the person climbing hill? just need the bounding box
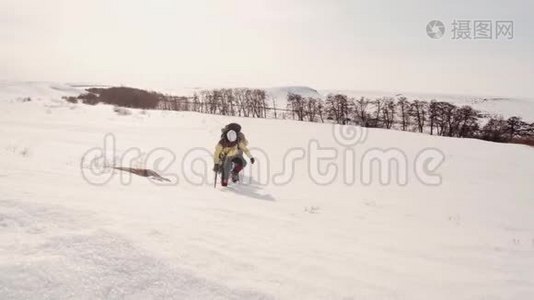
[213,123,255,187]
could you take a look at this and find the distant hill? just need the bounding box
[266,86,321,107]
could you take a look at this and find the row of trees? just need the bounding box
[66,87,272,119]
[288,93,534,143]
[481,116,534,143]
[196,88,269,118]
[66,87,534,145]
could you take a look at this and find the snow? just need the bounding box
[0,81,86,102]
[1,83,534,299]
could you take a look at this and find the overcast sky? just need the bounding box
[1,0,533,97]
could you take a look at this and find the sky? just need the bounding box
[1,0,533,97]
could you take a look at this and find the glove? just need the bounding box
[213,164,221,173]
[250,157,255,164]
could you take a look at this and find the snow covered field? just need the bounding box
[1,83,534,299]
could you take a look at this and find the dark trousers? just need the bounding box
[221,154,246,184]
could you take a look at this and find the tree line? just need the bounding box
[287,93,534,144]
[66,87,272,118]
[65,87,534,145]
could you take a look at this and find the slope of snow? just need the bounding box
[1,83,534,299]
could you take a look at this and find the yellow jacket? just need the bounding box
[213,134,251,164]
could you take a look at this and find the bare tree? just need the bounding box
[287,93,306,121]
[353,97,371,127]
[455,105,480,138]
[381,97,396,129]
[306,97,323,122]
[481,116,509,142]
[271,97,278,119]
[506,116,529,139]
[370,98,383,128]
[325,94,352,124]
[428,100,439,135]
[397,97,411,131]
[410,100,428,133]
[434,101,456,136]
